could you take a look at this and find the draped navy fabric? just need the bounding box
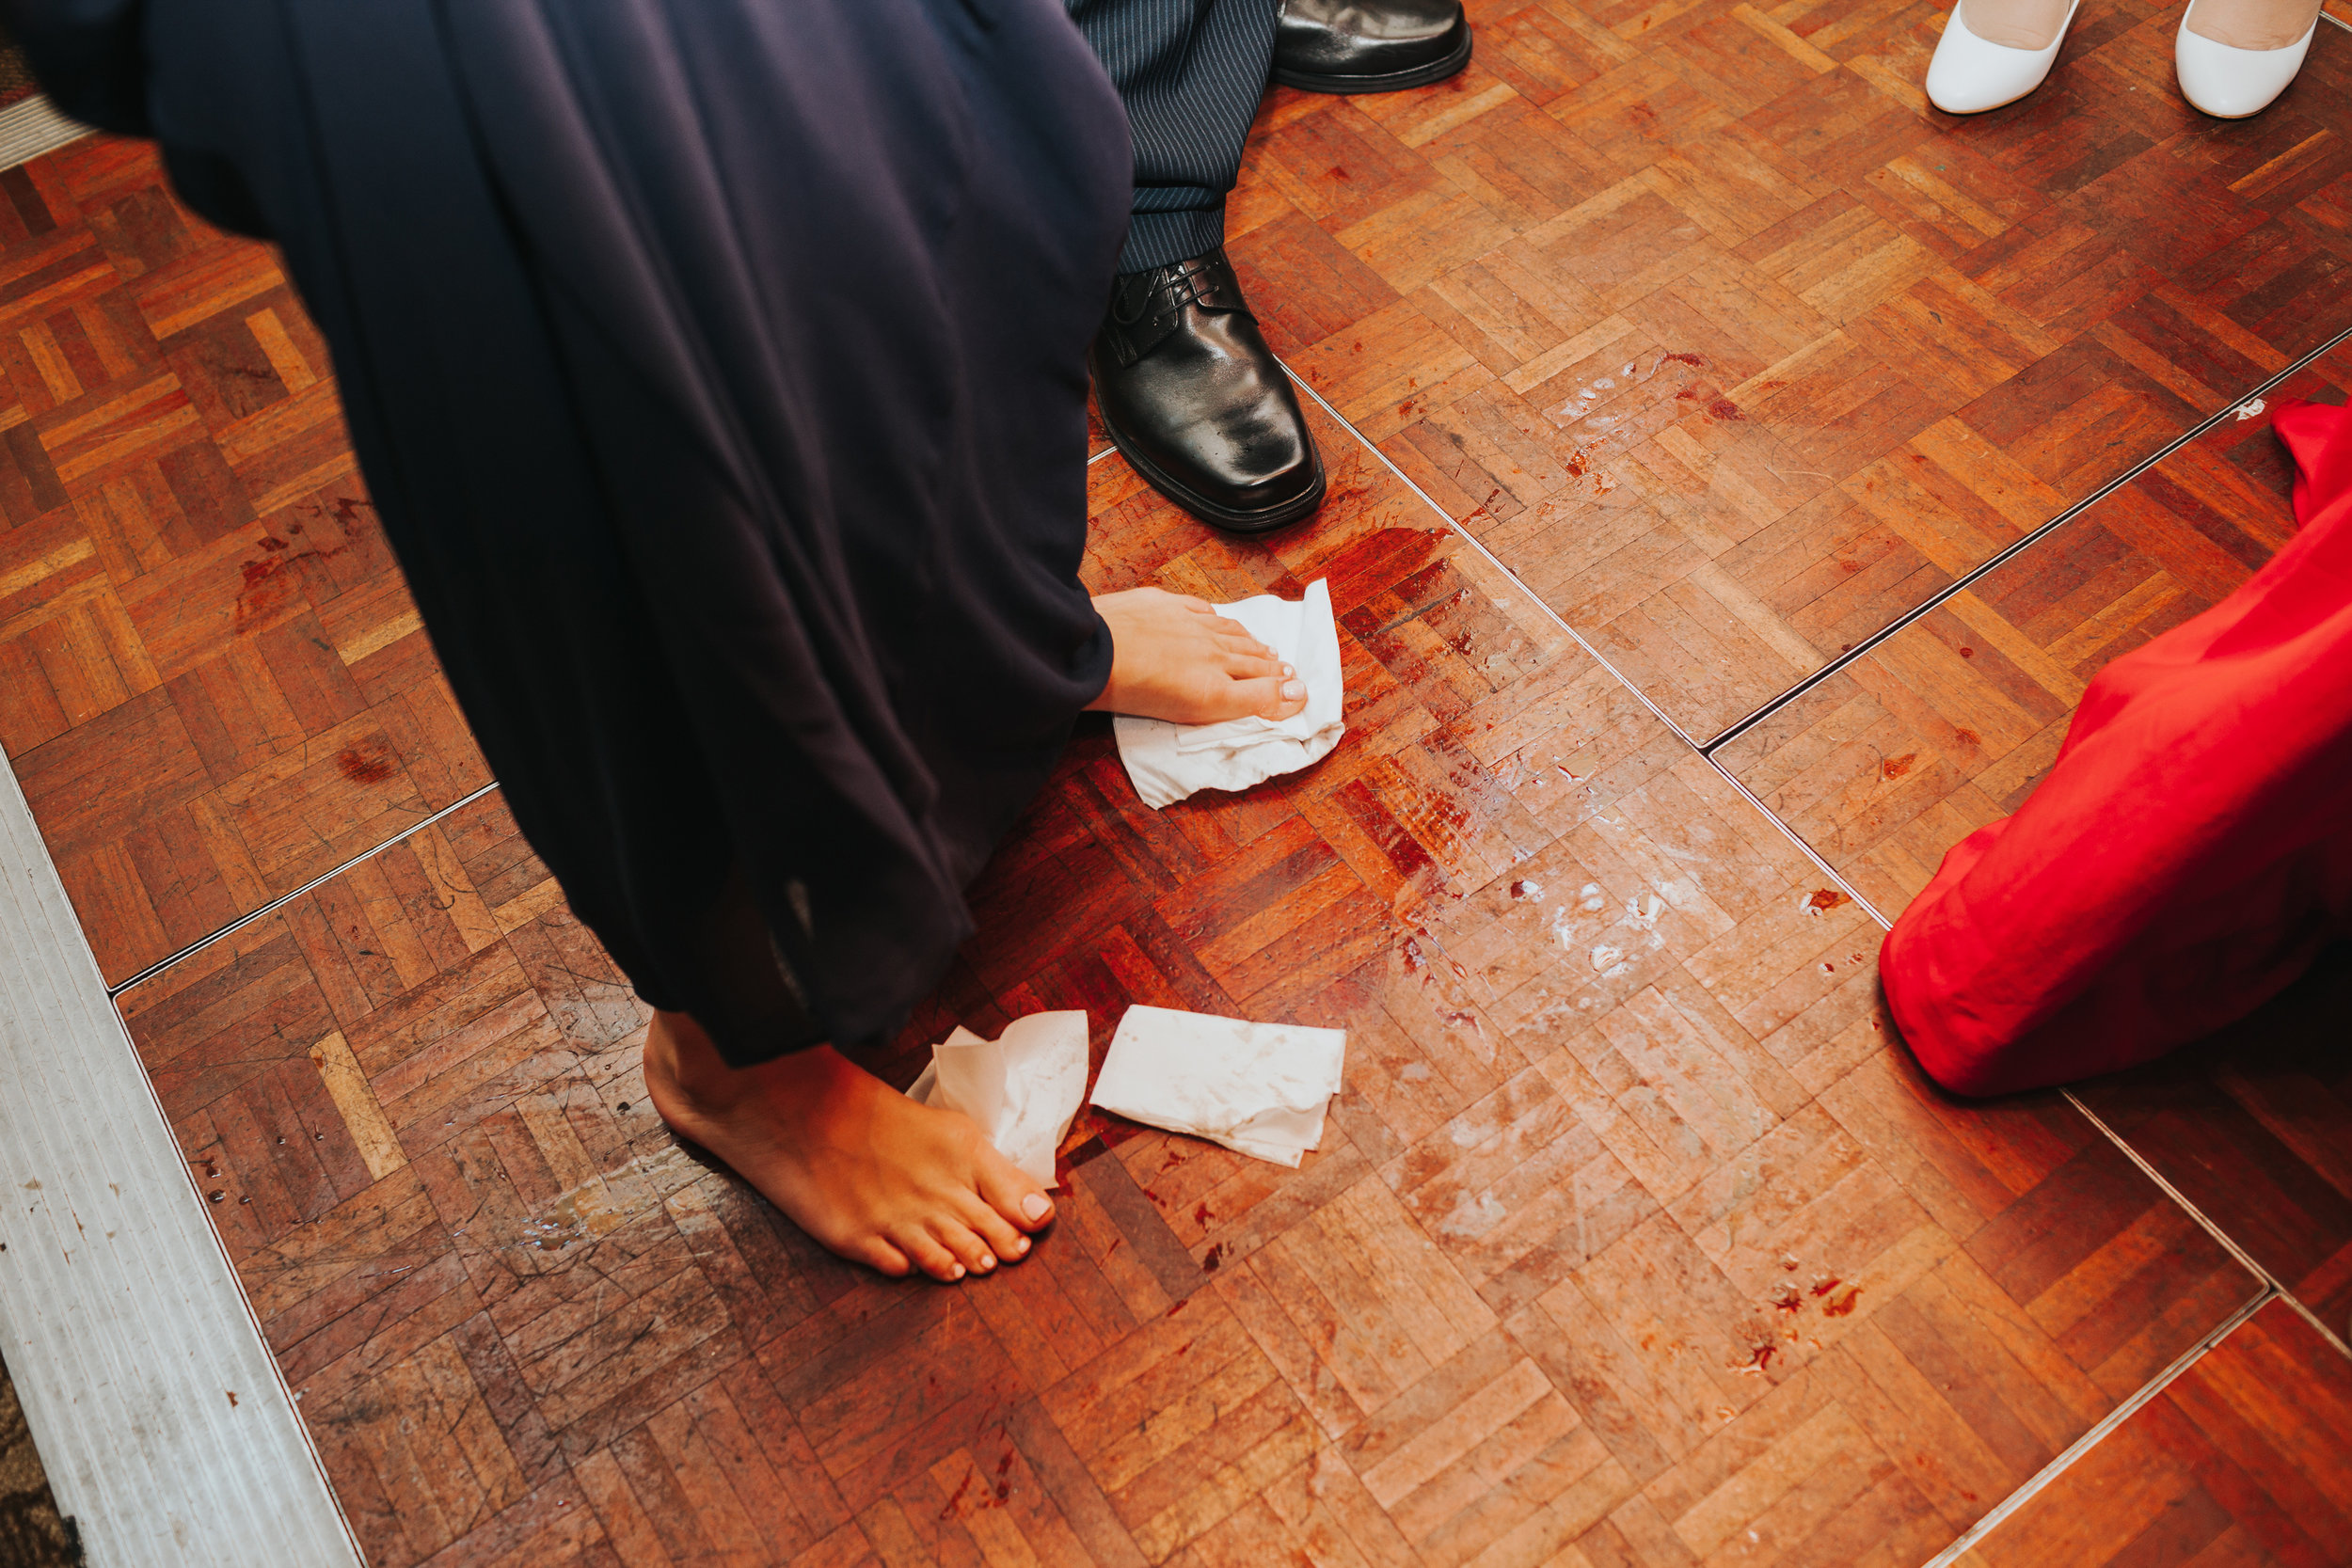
[10,0,1132,1064]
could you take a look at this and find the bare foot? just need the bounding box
[1086,586,1310,724]
[642,1011,1052,1281]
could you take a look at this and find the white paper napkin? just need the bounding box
[1089,1005,1347,1166]
[906,1011,1089,1186]
[1114,579,1345,809]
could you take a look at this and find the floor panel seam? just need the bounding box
[105,779,503,999]
[1700,323,2352,758]
[0,750,365,1567]
[1913,1287,2273,1568]
[102,326,2352,1004]
[1282,360,1891,924]
[2066,1088,2352,1360]
[1702,756,1889,926]
[131,362,1702,1001]
[1281,363,1707,752]
[24,352,2330,1566]
[1283,357,2352,1553]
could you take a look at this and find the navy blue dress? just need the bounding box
[11,0,1133,1064]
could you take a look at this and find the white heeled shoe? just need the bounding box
[2174,1,2319,117]
[1924,0,2083,113]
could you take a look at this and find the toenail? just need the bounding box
[1022,1194,1051,1223]
[979,1254,995,1270]
[950,1263,965,1279]
[1282,680,1305,700]
[1014,1235,1031,1254]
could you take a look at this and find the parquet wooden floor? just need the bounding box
[1238,0,2352,742]
[1956,1300,2352,1568]
[1716,337,2352,1367]
[118,403,2272,1568]
[2074,945,2352,1352]
[0,136,486,989]
[6,4,2352,1556]
[1715,335,2351,917]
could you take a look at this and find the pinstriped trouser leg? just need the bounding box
[1067,0,1278,274]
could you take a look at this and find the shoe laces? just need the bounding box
[1112,251,1241,325]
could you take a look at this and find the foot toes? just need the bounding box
[931,1218,1002,1276]
[974,1148,1055,1235]
[853,1237,915,1278]
[1221,649,1285,682]
[953,1191,1030,1263]
[1232,674,1306,720]
[894,1227,968,1283]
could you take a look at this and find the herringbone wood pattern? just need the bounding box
[1,2,2347,1556]
[1956,1299,2352,1568]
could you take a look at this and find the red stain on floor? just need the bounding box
[234,555,299,629]
[336,747,397,785]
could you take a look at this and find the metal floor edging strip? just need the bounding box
[0,750,364,1566]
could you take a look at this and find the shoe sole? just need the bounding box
[1271,27,1473,94]
[1102,415,1329,536]
[1929,83,2044,112]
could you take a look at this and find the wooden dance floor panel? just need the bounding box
[2,0,2350,1560]
[0,138,488,990]
[1949,1299,2352,1567]
[1715,337,2352,915]
[114,412,2267,1568]
[1234,0,2352,744]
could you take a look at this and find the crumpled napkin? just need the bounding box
[906,1011,1089,1186]
[1114,579,1345,809]
[1089,1005,1347,1166]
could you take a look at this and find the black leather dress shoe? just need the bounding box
[1273,0,1472,93]
[1089,249,1325,536]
